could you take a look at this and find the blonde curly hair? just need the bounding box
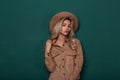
[50,17,77,50]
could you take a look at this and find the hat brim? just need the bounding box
[50,11,78,33]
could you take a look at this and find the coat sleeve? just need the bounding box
[70,39,84,80]
[44,40,55,73]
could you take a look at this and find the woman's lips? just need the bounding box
[65,31,69,33]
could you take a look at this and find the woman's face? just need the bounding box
[60,19,71,36]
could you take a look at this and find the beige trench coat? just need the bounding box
[45,38,83,80]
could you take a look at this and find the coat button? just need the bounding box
[63,73,65,75]
[65,40,67,43]
[62,50,64,52]
[74,63,76,66]
[55,64,57,66]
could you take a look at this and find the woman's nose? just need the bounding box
[66,27,70,30]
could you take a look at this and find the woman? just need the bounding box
[45,11,83,80]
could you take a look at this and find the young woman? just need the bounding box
[45,11,83,80]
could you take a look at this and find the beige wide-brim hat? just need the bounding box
[50,11,79,33]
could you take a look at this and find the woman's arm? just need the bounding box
[70,39,84,80]
[45,39,55,73]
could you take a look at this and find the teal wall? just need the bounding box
[0,0,120,80]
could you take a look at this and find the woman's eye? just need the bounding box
[68,25,71,28]
[62,24,66,26]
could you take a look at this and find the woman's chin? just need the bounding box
[63,33,69,36]
[60,32,68,36]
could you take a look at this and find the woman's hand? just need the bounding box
[45,39,52,53]
[45,39,55,72]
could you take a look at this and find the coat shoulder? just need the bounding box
[72,38,81,43]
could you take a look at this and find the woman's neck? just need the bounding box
[57,33,66,42]
[54,33,67,47]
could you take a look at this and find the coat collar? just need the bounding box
[52,38,70,47]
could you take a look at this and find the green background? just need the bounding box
[0,0,120,80]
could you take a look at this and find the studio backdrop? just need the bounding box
[0,0,120,80]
